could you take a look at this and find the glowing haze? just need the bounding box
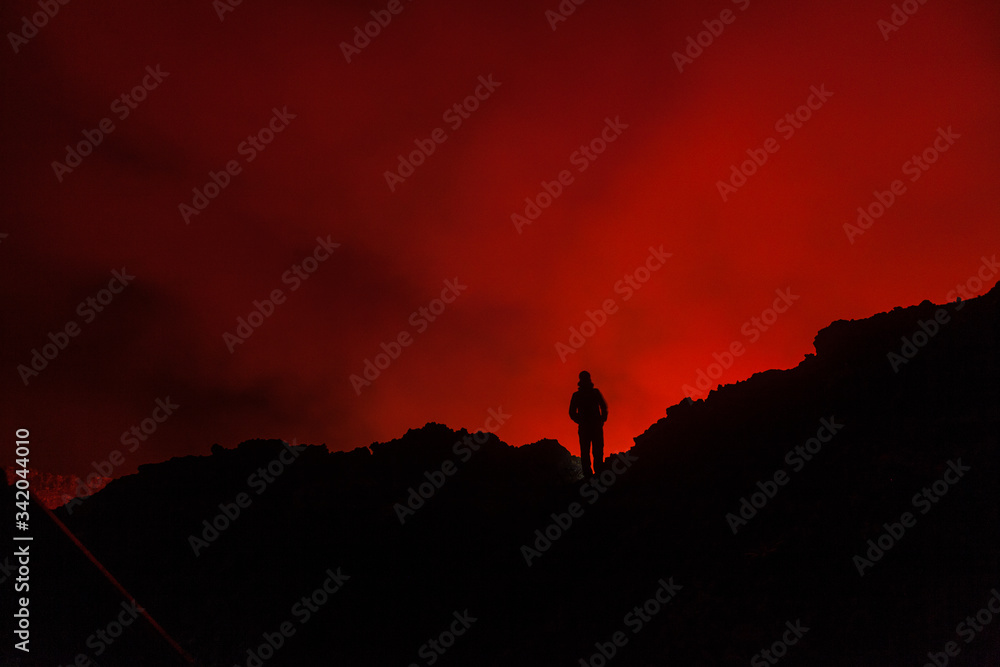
[2,0,998,483]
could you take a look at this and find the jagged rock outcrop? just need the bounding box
[5,283,997,666]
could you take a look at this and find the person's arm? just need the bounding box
[598,390,608,422]
[569,393,579,423]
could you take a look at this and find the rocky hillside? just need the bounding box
[3,283,997,666]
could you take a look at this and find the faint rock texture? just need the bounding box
[4,282,998,666]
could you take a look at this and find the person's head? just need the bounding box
[578,371,593,388]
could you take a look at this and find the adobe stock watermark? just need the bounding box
[750,619,810,666]
[886,255,996,371]
[555,245,671,362]
[17,268,136,386]
[61,396,180,514]
[213,0,245,21]
[520,452,638,566]
[188,442,303,556]
[843,126,959,243]
[394,407,510,524]
[51,65,170,182]
[725,416,844,534]
[350,277,467,395]
[886,307,952,373]
[671,0,751,73]
[681,288,799,398]
[577,576,682,667]
[233,566,350,667]
[512,116,628,233]
[852,458,970,576]
[544,0,587,31]
[340,0,415,63]
[7,0,72,54]
[716,84,832,202]
[179,106,296,224]
[407,610,477,667]
[921,586,1000,667]
[222,236,339,353]
[384,75,501,192]
[877,0,930,41]
[0,556,15,586]
[12,542,29,653]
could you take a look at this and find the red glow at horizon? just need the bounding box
[1,0,997,482]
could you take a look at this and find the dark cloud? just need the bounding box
[2,0,998,479]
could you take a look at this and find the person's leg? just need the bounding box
[592,427,605,473]
[578,428,593,477]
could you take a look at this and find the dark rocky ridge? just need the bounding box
[3,283,998,666]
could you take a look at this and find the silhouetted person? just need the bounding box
[569,371,608,478]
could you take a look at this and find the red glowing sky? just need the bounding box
[2,0,998,481]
